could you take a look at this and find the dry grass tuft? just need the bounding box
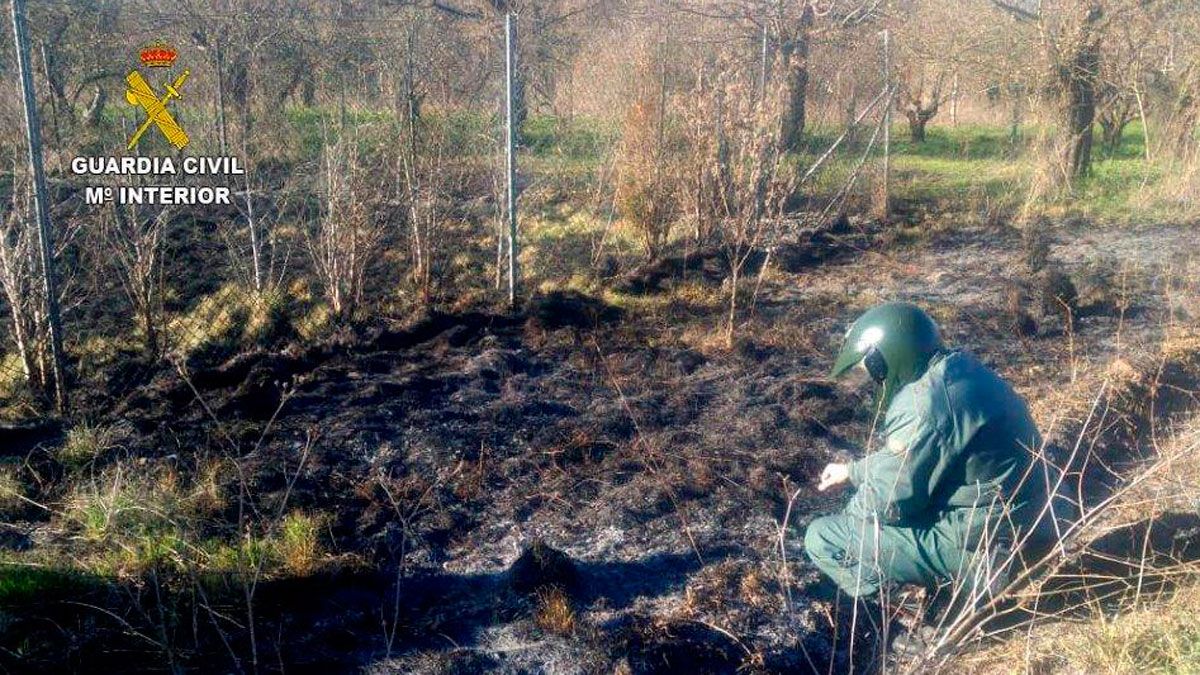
[0,466,24,514]
[189,458,229,515]
[59,423,129,471]
[534,586,577,635]
[278,511,323,576]
[962,581,1200,674]
[1162,329,1200,364]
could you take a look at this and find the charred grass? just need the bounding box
[0,215,1198,672]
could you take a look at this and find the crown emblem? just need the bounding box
[139,42,178,68]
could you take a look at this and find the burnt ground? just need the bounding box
[1,219,1198,674]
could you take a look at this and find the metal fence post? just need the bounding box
[10,0,67,412]
[504,10,519,308]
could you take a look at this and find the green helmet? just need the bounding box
[830,302,944,409]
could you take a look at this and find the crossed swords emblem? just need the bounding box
[125,68,191,150]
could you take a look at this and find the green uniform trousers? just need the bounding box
[804,492,1007,599]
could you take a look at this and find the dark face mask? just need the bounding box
[862,346,888,385]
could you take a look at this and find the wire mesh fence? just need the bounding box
[0,2,986,416]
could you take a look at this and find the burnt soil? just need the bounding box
[1,219,1198,674]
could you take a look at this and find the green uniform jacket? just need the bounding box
[847,350,1045,529]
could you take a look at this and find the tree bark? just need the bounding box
[1060,5,1103,179]
[907,112,929,142]
[903,95,938,144]
[778,4,813,151]
[1099,115,1128,153]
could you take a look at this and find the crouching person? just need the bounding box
[804,303,1054,625]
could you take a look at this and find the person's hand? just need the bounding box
[817,462,850,492]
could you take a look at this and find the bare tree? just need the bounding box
[0,169,45,389]
[898,68,944,143]
[101,192,168,357]
[306,134,385,322]
[988,0,1115,180]
[773,1,816,150]
[670,1,883,152]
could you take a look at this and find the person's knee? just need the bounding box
[803,514,882,598]
[804,515,857,574]
[804,515,838,563]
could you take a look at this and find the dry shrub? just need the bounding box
[0,173,51,393]
[1019,115,1074,216]
[614,48,678,261]
[1145,63,1200,211]
[675,56,798,347]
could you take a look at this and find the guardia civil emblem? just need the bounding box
[125,42,190,150]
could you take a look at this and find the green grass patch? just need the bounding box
[200,512,323,577]
[523,115,619,160]
[0,565,99,605]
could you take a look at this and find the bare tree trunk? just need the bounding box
[950,71,960,126]
[908,115,927,142]
[901,70,943,144]
[777,4,813,151]
[1060,6,1103,179]
[1065,52,1099,178]
[906,106,937,143]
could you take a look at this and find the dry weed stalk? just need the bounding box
[936,364,1193,670]
[307,131,386,322]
